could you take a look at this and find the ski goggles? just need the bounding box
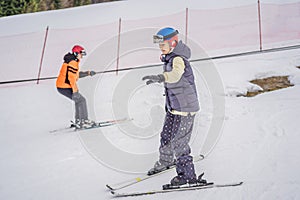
[153,35,164,43]
[153,30,179,44]
[80,50,87,56]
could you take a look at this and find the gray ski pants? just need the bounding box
[57,88,88,121]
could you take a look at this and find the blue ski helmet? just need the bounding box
[153,27,179,47]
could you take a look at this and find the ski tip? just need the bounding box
[198,172,205,179]
[200,154,205,159]
[106,184,114,191]
[224,181,243,187]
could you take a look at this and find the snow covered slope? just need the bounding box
[1,0,300,200]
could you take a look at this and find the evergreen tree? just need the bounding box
[0,0,22,17]
[48,0,61,9]
[38,0,48,11]
[0,0,42,16]
[0,0,120,17]
[73,0,92,7]
[23,0,39,14]
[55,0,62,9]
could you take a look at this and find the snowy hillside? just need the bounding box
[1,0,300,200]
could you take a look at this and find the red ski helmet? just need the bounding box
[72,45,86,56]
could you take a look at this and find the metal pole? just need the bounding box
[37,26,49,84]
[185,8,189,44]
[116,18,121,75]
[257,0,263,51]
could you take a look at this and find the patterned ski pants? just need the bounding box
[159,111,197,180]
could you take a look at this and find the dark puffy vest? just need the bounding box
[163,53,200,113]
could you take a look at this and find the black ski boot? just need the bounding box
[162,173,208,190]
[163,174,198,190]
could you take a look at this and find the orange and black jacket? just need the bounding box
[56,53,89,92]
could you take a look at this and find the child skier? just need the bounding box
[56,45,96,129]
[142,27,204,188]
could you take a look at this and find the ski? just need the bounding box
[50,118,132,134]
[106,154,204,191]
[49,126,74,134]
[111,181,243,197]
[74,118,132,131]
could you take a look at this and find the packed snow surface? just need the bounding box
[1,0,300,199]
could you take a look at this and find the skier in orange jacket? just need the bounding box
[56,45,96,129]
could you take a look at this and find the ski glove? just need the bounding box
[89,71,96,76]
[72,92,82,103]
[142,74,165,85]
[79,71,96,78]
